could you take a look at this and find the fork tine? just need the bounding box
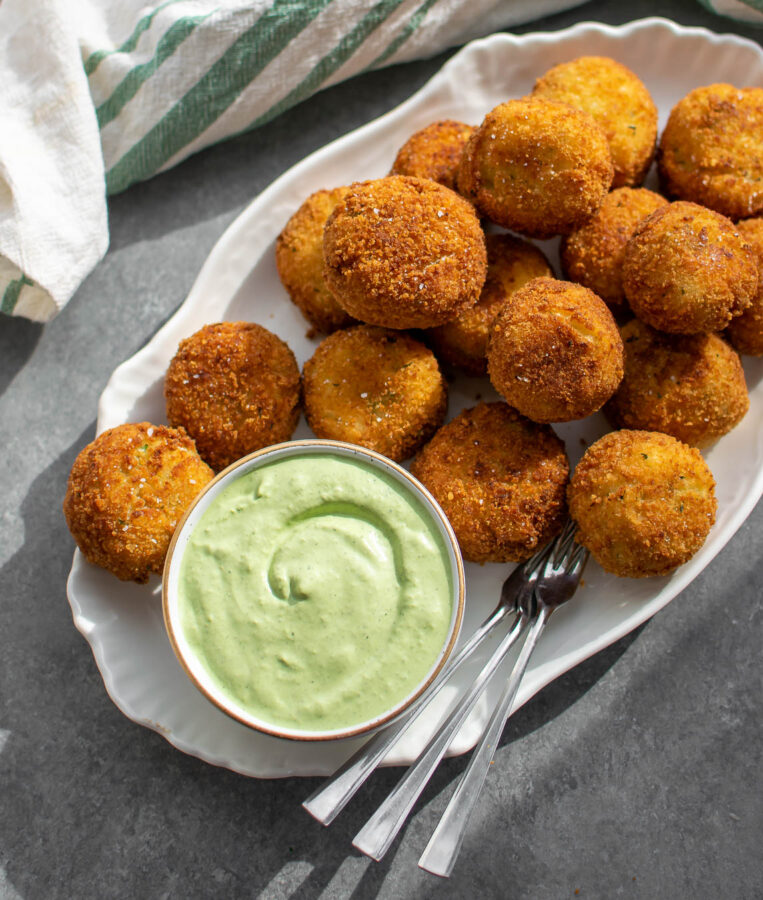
[536,520,577,575]
[522,534,555,575]
[566,542,588,577]
[550,519,579,569]
[557,544,589,582]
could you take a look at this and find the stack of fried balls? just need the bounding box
[65,57,762,584]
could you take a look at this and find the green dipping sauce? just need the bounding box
[178,452,454,733]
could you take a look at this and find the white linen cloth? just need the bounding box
[1,0,761,321]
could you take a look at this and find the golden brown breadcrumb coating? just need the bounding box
[568,430,716,578]
[561,187,668,310]
[63,422,213,583]
[390,120,476,192]
[605,319,749,447]
[165,321,300,472]
[727,217,763,356]
[427,233,552,375]
[302,325,447,462]
[275,186,355,334]
[410,402,569,563]
[622,201,757,334]
[658,83,763,220]
[487,277,624,423]
[456,97,614,238]
[532,56,658,189]
[323,176,486,329]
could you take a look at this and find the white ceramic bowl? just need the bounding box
[162,440,465,742]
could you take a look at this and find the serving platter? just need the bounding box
[67,18,763,778]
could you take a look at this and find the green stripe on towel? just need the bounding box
[105,0,333,194]
[1,274,34,315]
[242,0,408,131]
[371,0,440,68]
[96,11,214,129]
[84,0,187,76]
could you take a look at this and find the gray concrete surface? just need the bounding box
[1,1,761,897]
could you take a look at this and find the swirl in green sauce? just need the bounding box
[178,453,453,732]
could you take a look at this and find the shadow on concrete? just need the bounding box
[0,316,42,398]
[499,623,646,748]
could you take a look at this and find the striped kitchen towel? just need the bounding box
[1,0,762,322]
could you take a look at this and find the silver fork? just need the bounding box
[418,520,589,877]
[303,540,553,828]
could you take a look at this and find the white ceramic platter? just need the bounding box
[67,18,763,778]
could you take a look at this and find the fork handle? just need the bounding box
[418,605,552,878]
[352,612,530,861]
[303,602,512,826]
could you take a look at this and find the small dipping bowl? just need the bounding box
[163,440,464,742]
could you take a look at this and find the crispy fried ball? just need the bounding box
[165,322,301,472]
[302,325,447,461]
[487,277,624,423]
[605,319,749,447]
[390,120,476,192]
[658,84,763,221]
[323,176,486,329]
[533,56,658,188]
[275,186,355,334]
[568,430,716,578]
[427,234,553,375]
[561,188,668,310]
[456,98,614,238]
[63,423,213,583]
[727,217,763,355]
[622,201,757,334]
[410,402,569,563]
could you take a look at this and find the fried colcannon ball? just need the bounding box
[622,201,757,334]
[390,120,476,192]
[487,278,624,423]
[658,84,763,221]
[568,430,716,578]
[63,423,213,583]
[456,98,614,238]
[605,319,749,447]
[275,186,355,334]
[727,217,763,356]
[533,56,658,188]
[165,322,301,472]
[323,176,486,329]
[302,325,447,461]
[410,402,569,563]
[427,234,553,375]
[561,188,668,311]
